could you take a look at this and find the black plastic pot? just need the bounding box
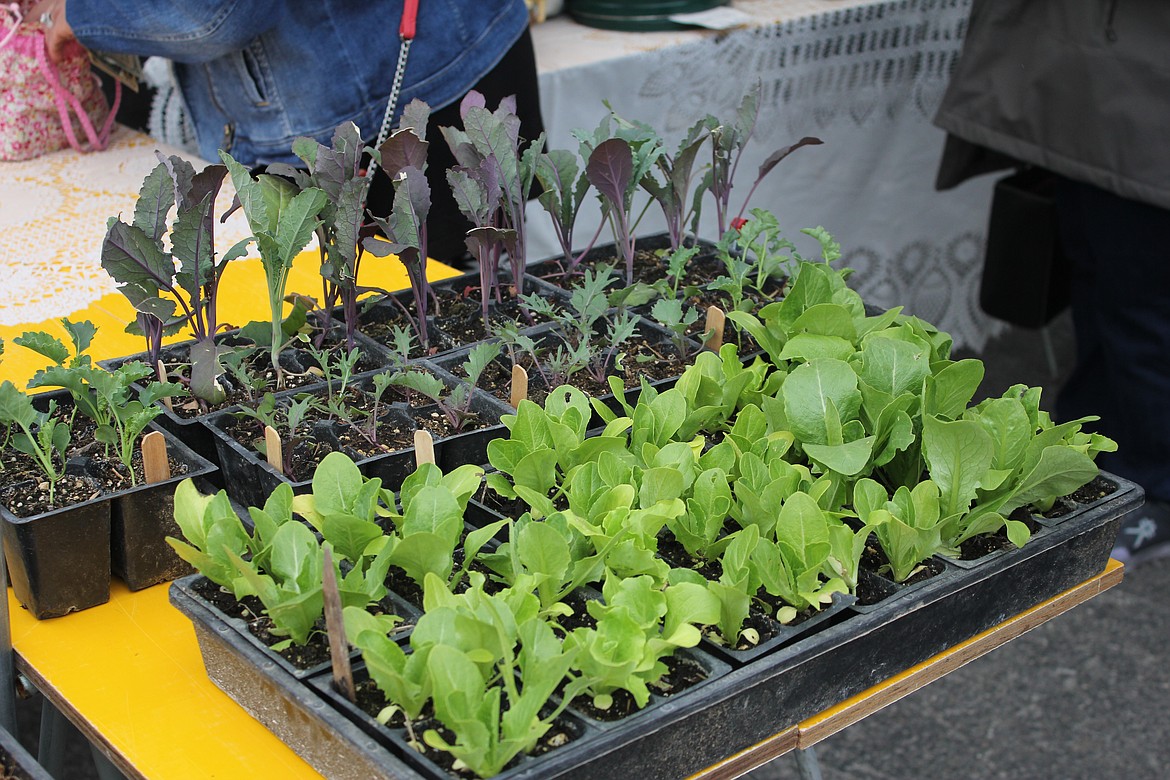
[1,390,218,616]
[308,665,595,780]
[205,383,419,510]
[168,576,416,780]
[0,491,111,620]
[847,556,956,615]
[562,647,731,733]
[111,426,218,590]
[206,367,510,509]
[172,471,1139,779]
[701,591,856,668]
[99,328,392,468]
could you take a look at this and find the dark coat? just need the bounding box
[934,1,1170,210]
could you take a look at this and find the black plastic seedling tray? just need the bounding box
[169,471,1139,779]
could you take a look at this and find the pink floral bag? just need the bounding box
[0,1,120,161]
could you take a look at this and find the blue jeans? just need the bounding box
[1054,178,1170,503]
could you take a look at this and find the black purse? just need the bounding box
[979,167,1071,328]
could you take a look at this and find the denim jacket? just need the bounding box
[68,0,530,165]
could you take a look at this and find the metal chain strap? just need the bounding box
[366,35,413,181]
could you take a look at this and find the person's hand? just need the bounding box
[27,0,81,64]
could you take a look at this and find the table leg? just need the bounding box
[0,550,17,735]
[90,741,127,780]
[793,747,824,780]
[37,698,71,778]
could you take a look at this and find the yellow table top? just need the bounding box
[9,580,322,779]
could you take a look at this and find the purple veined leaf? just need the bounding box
[447,168,493,227]
[187,163,228,230]
[494,95,521,145]
[440,125,479,170]
[156,152,196,211]
[101,221,176,293]
[465,226,517,263]
[395,166,432,238]
[669,132,706,196]
[475,157,503,217]
[309,148,348,203]
[756,137,823,182]
[399,99,431,136]
[379,127,430,180]
[733,85,762,148]
[462,106,520,199]
[586,138,634,208]
[172,191,217,296]
[331,121,364,177]
[131,163,175,243]
[459,89,487,121]
[497,94,517,118]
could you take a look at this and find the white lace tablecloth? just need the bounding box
[530,0,1000,350]
[0,125,253,329]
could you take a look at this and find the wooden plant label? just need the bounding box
[321,547,356,703]
[140,431,171,484]
[264,425,283,474]
[156,360,173,412]
[510,364,529,408]
[414,428,435,467]
[704,305,726,352]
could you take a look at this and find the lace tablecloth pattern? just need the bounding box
[0,126,253,329]
[530,0,1001,350]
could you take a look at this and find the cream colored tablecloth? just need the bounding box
[0,125,253,329]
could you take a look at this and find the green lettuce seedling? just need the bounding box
[566,573,718,710]
[417,574,583,777]
[479,512,625,616]
[289,450,391,565]
[486,387,632,517]
[853,477,947,583]
[666,467,734,561]
[343,606,430,726]
[381,463,503,593]
[922,384,1116,554]
[167,479,252,593]
[227,521,324,648]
